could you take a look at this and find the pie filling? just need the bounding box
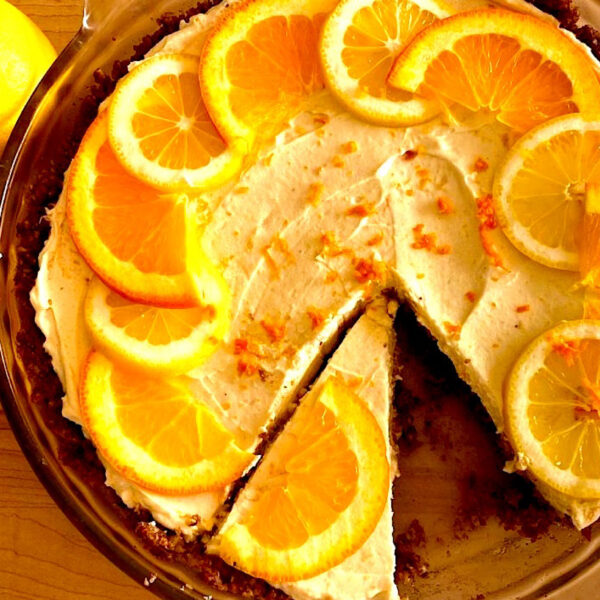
[28,0,600,597]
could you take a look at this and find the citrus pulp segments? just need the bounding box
[320,0,451,126]
[506,320,600,499]
[85,275,231,374]
[200,0,339,146]
[388,9,600,133]
[494,114,600,271]
[66,111,209,308]
[80,351,255,495]
[216,378,390,582]
[108,53,244,191]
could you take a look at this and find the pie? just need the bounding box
[21,0,600,597]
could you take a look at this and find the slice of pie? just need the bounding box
[211,301,398,600]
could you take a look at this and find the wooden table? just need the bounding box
[1,3,153,598]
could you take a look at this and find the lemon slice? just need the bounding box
[81,351,254,494]
[506,320,600,498]
[108,53,244,191]
[389,9,600,134]
[85,276,230,374]
[494,114,600,271]
[320,0,451,125]
[212,378,389,582]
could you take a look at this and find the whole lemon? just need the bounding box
[0,0,56,152]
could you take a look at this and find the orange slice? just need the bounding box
[212,378,389,582]
[67,111,211,308]
[320,0,451,125]
[506,320,600,498]
[80,351,255,494]
[389,9,600,134]
[85,276,230,374]
[108,53,243,191]
[494,114,600,271]
[200,0,338,146]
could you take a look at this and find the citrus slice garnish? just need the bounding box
[388,9,600,134]
[67,111,209,308]
[200,0,337,146]
[108,53,243,191]
[506,320,600,499]
[80,351,254,494]
[85,276,230,374]
[213,378,389,582]
[320,0,451,126]
[493,114,600,271]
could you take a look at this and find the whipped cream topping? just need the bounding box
[30,0,600,585]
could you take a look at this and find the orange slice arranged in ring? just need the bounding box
[494,114,600,272]
[200,0,338,146]
[85,276,230,374]
[212,378,389,582]
[320,0,451,125]
[108,53,244,191]
[389,9,600,134]
[80,351,255,494]
[506,320,600,499]
[67,111,213,308]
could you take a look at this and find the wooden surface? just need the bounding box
[1,3,153,599]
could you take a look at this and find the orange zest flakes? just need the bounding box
[410,224,451,255]
[473,157,489,173]
[332,155,345,168]
[443,321,461,339]
[476,194,504,268]
[550,338,581,367]
[465,291,476,303]
[235,186,250,194]
[367,232,384,247]
[321,231,352,258]
[307,182,324,206]
[416,273,425,279]
[436,196,454,215]
[346,202,376,217]
[313,114,330,126]
[262,234,295,278]
[354,257,386,284]
[234,337,265,377]
[307,307,327,330]
[516,304,530,313]
[341,141,358,154]
[325,270,339,284]
[261,316,287,342]
[401,149,418,161]
[416,166,431,189]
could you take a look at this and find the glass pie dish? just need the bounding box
[2,0,600,598]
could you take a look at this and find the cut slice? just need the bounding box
[80,351,255,494]
[320,0,450,125]
[67,111,212,308]
[200,0,338,146]
[85,276,230,374]
[506,320,600,499]
[108,53,243,191]
[389,9,600,134]
[211,302,396,593]
[494,114,600,271]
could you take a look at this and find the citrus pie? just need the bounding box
[26,0,600,596]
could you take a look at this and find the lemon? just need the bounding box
[505,319,600,498]
[0,0,56,151]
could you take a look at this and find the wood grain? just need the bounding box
[1,4,153,598]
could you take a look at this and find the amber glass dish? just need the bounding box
[2,1,600,599]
